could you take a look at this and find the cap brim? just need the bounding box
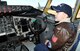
[47,9,57,16]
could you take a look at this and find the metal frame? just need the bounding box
[43,0,52,14]
[71,0,80,22]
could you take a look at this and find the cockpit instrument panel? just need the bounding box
[0,16,15,36]
[13,16,36,36]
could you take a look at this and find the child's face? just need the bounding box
[55,12,68,22]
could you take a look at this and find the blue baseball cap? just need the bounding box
[51,3,72,17]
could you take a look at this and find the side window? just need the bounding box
[51,0,76,9]
[77,9,80,18]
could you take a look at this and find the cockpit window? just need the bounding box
[1,0,48,9]
[1,0,76,10]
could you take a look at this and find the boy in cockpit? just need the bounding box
[34,3,76,51]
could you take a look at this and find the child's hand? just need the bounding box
[45,40,52,48]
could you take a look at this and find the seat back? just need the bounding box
[68,21,80,51]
